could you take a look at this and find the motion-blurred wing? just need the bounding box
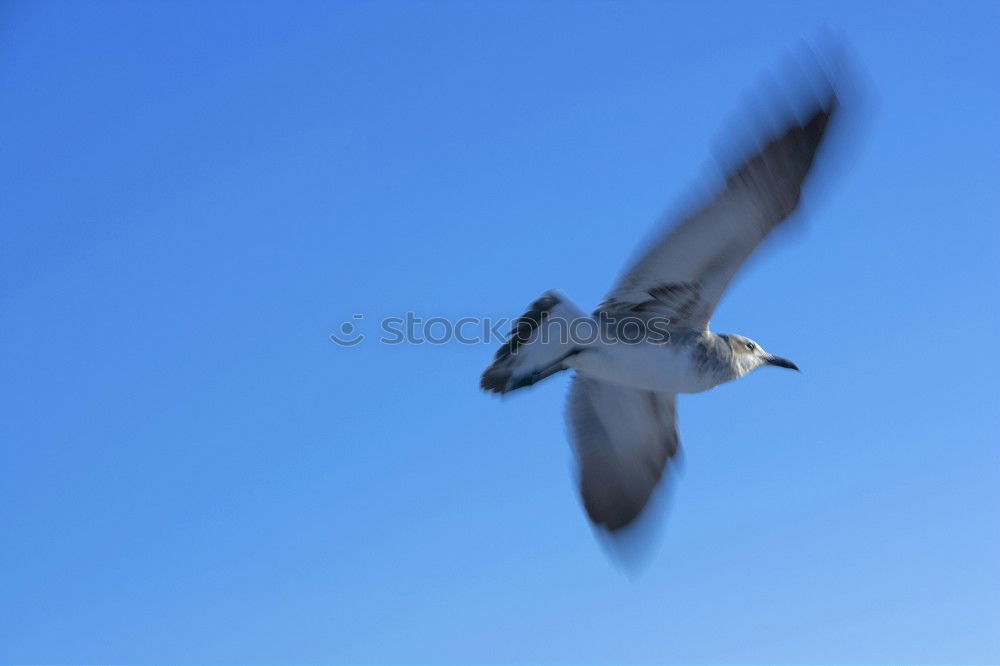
[567,375,679,532]
[598,84,838,329]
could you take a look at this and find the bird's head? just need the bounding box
[725,334,799,375]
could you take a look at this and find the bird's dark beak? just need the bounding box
[765,354,799,371]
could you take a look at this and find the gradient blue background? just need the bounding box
[2,1,998,662]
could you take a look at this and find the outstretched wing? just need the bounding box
[598,82,839,329]
[567,375,679,532]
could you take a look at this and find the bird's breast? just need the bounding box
[568,341,723,394]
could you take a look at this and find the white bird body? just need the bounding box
[568,335,727,395]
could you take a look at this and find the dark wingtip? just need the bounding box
[480,369,509,394]
[583,495,643,533]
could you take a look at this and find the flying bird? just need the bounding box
[481,53,849,533]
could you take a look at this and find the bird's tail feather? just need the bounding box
[480,291,585,394]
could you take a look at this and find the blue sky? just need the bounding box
[2,1,998,662]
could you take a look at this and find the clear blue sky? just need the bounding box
[2,1,998,662]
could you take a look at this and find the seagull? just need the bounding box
[481,55,848,533]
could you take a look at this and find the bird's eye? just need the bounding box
[745,342,755,351]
